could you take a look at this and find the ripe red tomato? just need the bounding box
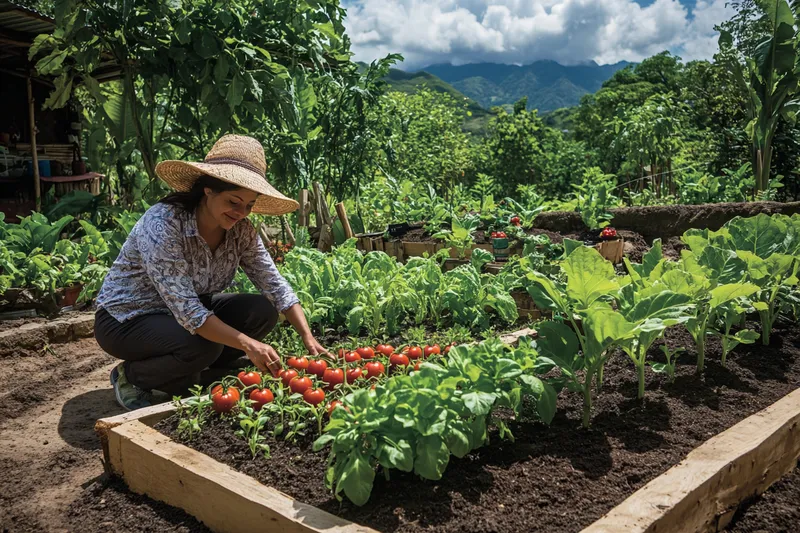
[211,386,240,414]
[287,356,309,370]
[356,346,375,360]
[376,344,394,357]
[444,342,456,355]
[365,361,385,379]
[280,369,298,387]
[390,353,410,368]
[407,346,423,360]
[414,361,421,371]
[289,375,313,394]
[249,388,274,410]
[322,368,344,389]
[326,400,343,416]
[338,347,346,359]
[496,231,507,238]
[303,388,325,406]
[423,345,440,358]
[307,359,328,377]
[237,371,262,387]
[344,351,361,363]
[346,367,363,383]
[511,216,521,226]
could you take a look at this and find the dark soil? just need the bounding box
[155,325,800,533]
[65,476,211,533]
[725,466,800,532]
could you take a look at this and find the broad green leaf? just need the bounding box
[709,283,759,308]
[562,246,619,309]
[337,453,374,507]
[535,321,580,373]
[462,391,496,416]
[733,329,760,344]
[376,439,413,472]
[537,382,557,424]
[727,213,786,258]
[414,435,450,481]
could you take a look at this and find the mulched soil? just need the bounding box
[66,476,211,533]
[155,323,800,533]
[725,467,800,532]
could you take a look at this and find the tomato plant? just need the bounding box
[389,352,410,368]
[287,356,309,371]
[210,385,240,414]
[322,368,344,389]
[248,388,274,411]
[237,371,262,388]
[307,359,328,377]
[376,344,394,356]
[344,351,361,363]
[356,346,375,359]
[423,344,440,357]
[280,369,298,387]
[346,367,363,383]
[406,346,423,360]
[365,361,385,379]
[290,375,313,394]
[303,388,325,406]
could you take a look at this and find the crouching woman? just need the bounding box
[94,134,327,411]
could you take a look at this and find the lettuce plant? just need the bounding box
[314,338,555,506]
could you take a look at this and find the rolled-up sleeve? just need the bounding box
[138,215,212,334]
[239,222,300,312]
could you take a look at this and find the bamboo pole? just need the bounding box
[335,202,354,239]
[26,76,41,212]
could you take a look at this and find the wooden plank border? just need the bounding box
[581,387,800,533]
[97,330,800,533]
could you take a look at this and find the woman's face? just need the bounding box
[204,187,258,230]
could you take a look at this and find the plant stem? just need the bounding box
[596,364,604,390]
[582,370,594,429]
[637,362,645,399]
[696,334,706,374]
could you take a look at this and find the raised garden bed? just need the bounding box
[97,325,800,533]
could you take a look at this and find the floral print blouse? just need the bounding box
[96,202,299,334]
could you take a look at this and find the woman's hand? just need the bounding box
[302,333,330,357]
[242,338,283,377]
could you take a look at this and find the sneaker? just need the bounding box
[110,364,170,411]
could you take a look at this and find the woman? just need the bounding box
[95,134,327,411]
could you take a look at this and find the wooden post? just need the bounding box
[26,77,41,212]
[313,182,334,252]
[280,215,295,245]
[257,222,272,247]
[297,189,309,227]
[335,202,354,239]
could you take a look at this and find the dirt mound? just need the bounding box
[533,201,800,242]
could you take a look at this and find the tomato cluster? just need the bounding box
[209,341,460,418]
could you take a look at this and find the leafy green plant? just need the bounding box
[433,213,480,259]
[314,338,555,506]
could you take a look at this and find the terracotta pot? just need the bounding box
[60,284,82,307]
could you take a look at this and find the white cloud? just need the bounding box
[342,0,736,68]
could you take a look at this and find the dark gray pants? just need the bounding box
[95,293,278,395]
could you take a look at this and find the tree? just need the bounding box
[31,0,351,200]
[718,0,800,192]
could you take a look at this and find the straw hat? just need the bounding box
[155,134,299,215]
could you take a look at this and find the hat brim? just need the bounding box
[155,160,299,216]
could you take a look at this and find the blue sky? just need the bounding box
[342,0,735,69]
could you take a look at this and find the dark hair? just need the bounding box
[159,174,243,212]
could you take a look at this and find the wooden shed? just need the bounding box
[0,1,118,221]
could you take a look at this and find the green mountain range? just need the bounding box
[415,60,632,113]
[384,68,489,118]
